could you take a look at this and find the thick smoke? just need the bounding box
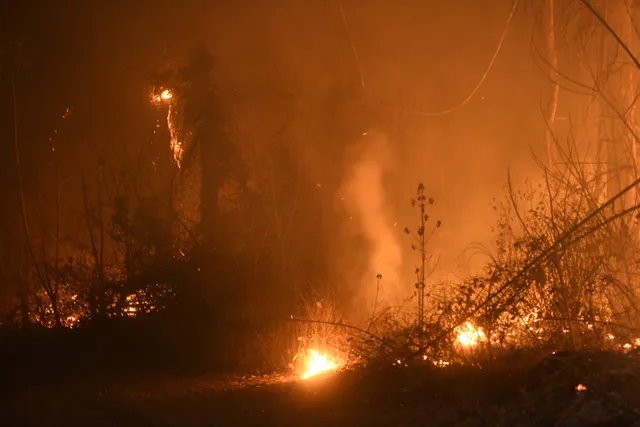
[342,132,405,308]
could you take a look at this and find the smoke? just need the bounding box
[341,132,405,308]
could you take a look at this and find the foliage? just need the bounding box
[433,169,640,358]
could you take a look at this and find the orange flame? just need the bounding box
[150,88,182,168]
[152,89,173,104]
[456,322,486,347]
[301,350,339,380]
[167,105,183,168]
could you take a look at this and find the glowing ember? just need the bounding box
[65,315,79,328]
[575,384,588,392]
[150,88,183,168]
[167,105,183,168]
[456,322,486,347]
[301,350,338,380]
[152,89,173,104]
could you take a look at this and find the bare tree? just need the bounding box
[11,76,63,327]
[545,0,560,168]
[81,158,107,320]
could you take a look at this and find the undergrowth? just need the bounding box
[248,164,640,377]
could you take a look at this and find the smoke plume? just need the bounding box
[342,132,404,308]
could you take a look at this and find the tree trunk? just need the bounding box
[545,0,559,169]
[12,77,63,327]
[623,1,639,207]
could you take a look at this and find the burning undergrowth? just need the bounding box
[436,174,640,356]
[289,295,350,379]
[239,292,351,378]
[11,85,640,395]
[325,348,640,427]
[281,159,640,382]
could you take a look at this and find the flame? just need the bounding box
[456,322,486,347]
[65,315,79,328]
[150,88,183,168]
[167,105,183,168]
[152,89,173,104]
[301,350,339,380]
[434,359,450,367]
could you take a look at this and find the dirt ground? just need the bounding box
[1,371,419,427]
[3,351,640,427]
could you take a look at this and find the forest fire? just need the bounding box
[301,350,339,380]
[152,89,173,104]
[8,1,640,425]
[150,87,183,167]
[166,105,183,167]
[575,384,588,392]
[456,322,486,347]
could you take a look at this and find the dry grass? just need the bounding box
[239,292,352,375]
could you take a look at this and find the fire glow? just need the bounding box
[152,89,173,104]
[301,350,339,380]
[166,105,183,168]
[457,322,486,347]
[150,88,183,168]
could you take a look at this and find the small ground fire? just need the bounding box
[301,350,339,380]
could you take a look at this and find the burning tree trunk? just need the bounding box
[151,44,237,263]
[179,45,235,257]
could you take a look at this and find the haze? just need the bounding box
[1,0,560,319]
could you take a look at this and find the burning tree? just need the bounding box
[150,43,240,272]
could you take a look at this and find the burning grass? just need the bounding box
[276,168,640,385]
[7,168,640,425]
[300,349,340,380]
[239,292,351,377]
